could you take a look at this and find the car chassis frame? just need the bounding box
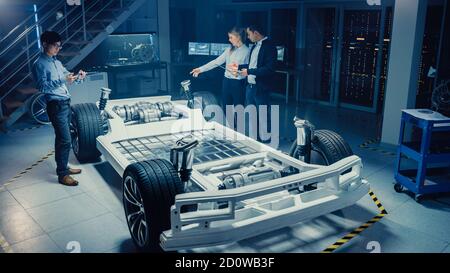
[87,94,369,251]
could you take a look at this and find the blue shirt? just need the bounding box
[32,53,79,102]
[199,45,249,80]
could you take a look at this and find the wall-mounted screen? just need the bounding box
[210,43,230,56]
[276,46,285,61]
[103,33,157,66]
[188,42,210,55]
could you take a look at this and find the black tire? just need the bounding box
[414,194,423,203]
[290,130,353,191]
[70,103,102,163]
[123,159,184,252]
[394,183,403,193]
[290,129,353,165]
[192,91,219,121]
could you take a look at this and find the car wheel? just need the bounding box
[290,130,353,191]
[29,93,51,125]
[70,103,102,163]
[123,159,184,252]
[192,91,219,121]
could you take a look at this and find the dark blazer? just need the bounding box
[239,38,278,92]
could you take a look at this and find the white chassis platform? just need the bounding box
[95,96,369,251]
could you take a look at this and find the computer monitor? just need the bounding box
[188,42,210,56]
[210,43,231,56]
[103,33,157,65]
[276,46,285,62]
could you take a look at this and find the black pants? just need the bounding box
[245,84,272,143]
[221,77,246,129]
[46,99,72,178]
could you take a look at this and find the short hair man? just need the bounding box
[232,24,277,143]
[32,31,87,186]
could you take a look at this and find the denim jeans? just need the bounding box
[46,99,71,178]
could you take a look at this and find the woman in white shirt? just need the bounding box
[190,27,249,128]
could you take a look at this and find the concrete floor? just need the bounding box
[1,99,449,253]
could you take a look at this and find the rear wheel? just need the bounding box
[29,93,51,125]
[290,130,353,190]
[192,91,219,121]
[290,129,353,165]
[123,159,184,252]
[70,103,102,163]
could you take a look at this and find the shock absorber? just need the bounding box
[293,117,315,163]
[180,80,195,109]
[98,87,112,134]
[170,136,199,183]
[99,88,112,112]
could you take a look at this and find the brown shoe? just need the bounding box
[69,168,82,175]
[59,175,79,186]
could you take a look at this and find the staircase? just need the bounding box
[0,0,146,130]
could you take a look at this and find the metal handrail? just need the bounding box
[0,2,88,81]
[0,49,40,99]
[62,0,115,45]
[0,1,66,58]
[0,52,40,101]
[0,0,120,101]
[0,0,55,45]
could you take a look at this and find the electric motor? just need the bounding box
[218,161,282,190]
[112,101,175,123]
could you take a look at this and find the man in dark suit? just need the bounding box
[232,24,277,143]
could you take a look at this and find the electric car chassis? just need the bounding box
[69,86,369,252]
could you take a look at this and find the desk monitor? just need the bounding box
[276,46,285,62]
[210,43,230,56]
[188,42,210,56]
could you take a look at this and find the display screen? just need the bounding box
[210,43,230,56]
[188,42,210,56]
[103,33,157,65]
[276,46,285,61]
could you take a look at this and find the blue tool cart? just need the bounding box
[394,109,450,202]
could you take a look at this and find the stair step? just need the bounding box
[3,99,24,112]
[58,51,80,57]
[88,28,106,33]
[16,87,38,95]
[104,8,125,12]
[87,8,123,16]
[91,18,114,23]
[65,40,91,45]
[16,72,32,79]
[0,115,9,124]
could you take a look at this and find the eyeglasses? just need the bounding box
[52,43,62,49]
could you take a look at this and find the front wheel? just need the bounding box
[123,159,184,252]
[70,103,102,163]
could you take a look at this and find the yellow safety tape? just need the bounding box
[322,189,388,253]
[359,138,397,156]
[0,150,55,252]
[0,231,14,253]
[0,150,54,191]
[10,125,43,133]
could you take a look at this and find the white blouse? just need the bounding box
[199,44,250,80]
